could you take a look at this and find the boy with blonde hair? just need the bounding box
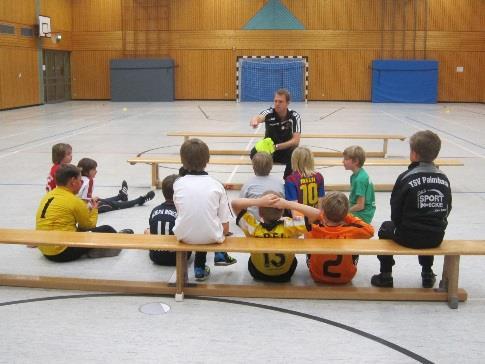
[307,192,374,284]
[342,145,376,223]
[240,152,284,220]
[173,138,236,281]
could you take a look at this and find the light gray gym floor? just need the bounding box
[1,101,485,363]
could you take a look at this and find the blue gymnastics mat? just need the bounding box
[372,60,438,103]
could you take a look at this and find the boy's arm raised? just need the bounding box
[273,199,321,223]
[231,194,280,215]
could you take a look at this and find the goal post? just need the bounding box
[237,56,308,102]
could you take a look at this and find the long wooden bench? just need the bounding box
[0,228,483,309]
[167,131,407,158]
[127,156,464,190]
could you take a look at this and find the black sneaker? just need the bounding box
[119,180,128,201]
[421,271,437,288]
[138,191,155,205]
[118,228,134,234]
[371,273,394,288]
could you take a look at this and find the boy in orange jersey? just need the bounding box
[307,192,374,284]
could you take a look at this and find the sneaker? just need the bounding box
[138,191,155,206]
[119,180,128,201]
[194,266,210,281]
[87,248,121,258]
[371,273,394,288]
[118,228,134,234]
[214,252,237,266]
[421,271,437,288]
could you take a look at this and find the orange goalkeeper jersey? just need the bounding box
[307,214,374,284]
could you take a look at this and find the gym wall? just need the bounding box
[1,0,484,109]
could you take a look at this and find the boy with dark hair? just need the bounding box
[147,174,192,266]
[36,164,131,262]
[173,138,236,281]
[342,145,376,223]
[46,143,72,191]
[371,130,452,288]
[232,192,321,283]
[307,192,374,284]
[240,152,284,220]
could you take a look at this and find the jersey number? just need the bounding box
[263,253,286,268]
[323,255,343,278]
[40,197,54,218]
[300,182,318,206]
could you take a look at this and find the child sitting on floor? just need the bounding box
[77,157,154,213]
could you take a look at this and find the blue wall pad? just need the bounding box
[244,0,304,30]
[240,58,305,102]
[372,60,438,103]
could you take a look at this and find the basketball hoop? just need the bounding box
[38,15,51,38]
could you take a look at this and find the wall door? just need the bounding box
[43,50,71,103]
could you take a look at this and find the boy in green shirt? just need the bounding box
[343,145,376,223]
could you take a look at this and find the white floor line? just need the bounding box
[380,110,485,160]
[225,124,262,185]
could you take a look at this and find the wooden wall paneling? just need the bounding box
[168,0,264,30]
[72,32,122,50]
[41,30,72,51]
[481,53,485,102]
[427,51,482,102]
[307,50,379,101]
[0,0,35,25]
[72,0,121,32]
[428,0,484,31]
[0,24,36,48]
[170,50,235,99]
[0,48,39,109]
[41,0,72,32]
[71,50,122,99]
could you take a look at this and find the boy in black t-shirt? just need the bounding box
[146,174,191,265]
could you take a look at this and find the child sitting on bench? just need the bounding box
[371,130,452,288]
[146,174,192,266]
[231,192,320,282]
[173,138,237,281]
[240,152,284,221]
[306,192,374,284]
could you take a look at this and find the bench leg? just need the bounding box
[175,251,188,302]
[438,255,450,290]
[151,163,160,190]
[446,255,460,309]
[383,139,388,157]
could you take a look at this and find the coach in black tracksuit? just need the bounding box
[371,130,452,288]
[249,88,301,179]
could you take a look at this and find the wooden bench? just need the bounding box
[127,156,464,190]
[0,228,483,309]
[167,131,407,158]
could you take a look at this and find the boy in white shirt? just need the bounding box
[173,138,236,281]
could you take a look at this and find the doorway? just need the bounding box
[43,50,71,103]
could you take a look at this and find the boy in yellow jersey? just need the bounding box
[36,164,128,262]
[231,192,320,282]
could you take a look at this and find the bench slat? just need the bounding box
[209,149,385,158]
[0,273,467,303]
[128,156,464,167]
[167,131,406,140]
[224,183,394,192]
[1,229,484,255]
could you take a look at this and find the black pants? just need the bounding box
[376,221,443,273]
[98,196,140,214]
[250,147,294,179]
[149,250,192,266]
[248,257,298,283]
[44,225,117,263]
